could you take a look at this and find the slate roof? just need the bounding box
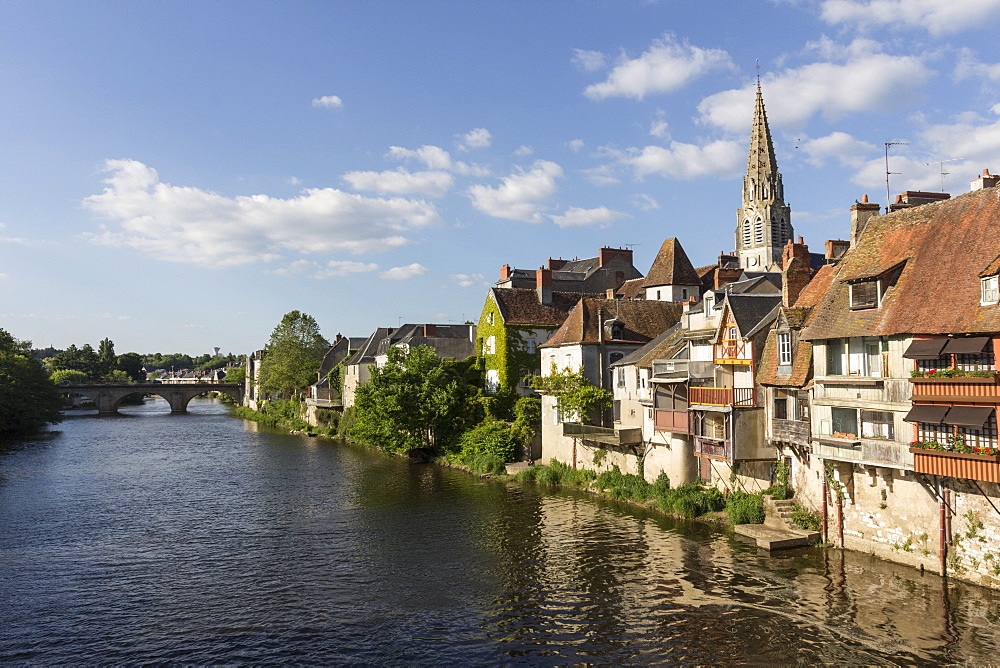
[491,288,585,327]
[344,327,392,367]
[725,294,783,338]
[612,322,686,369]
[540,299,684,348]
[643,238,701,288]
[801,186,1000,340]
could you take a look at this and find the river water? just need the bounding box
[2,397,1000,664]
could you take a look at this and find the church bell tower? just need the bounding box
[736,83,792,270]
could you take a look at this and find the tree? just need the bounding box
[257,310,329,397]
[0,328,63,438]
[350,345,482,455]
[530,364,612,425]
[97,338,116,377]
[158,353,194,371]
[50,369,89,384]
[222,366,246,384]
[115,352,145,381]
[47,343,101,379]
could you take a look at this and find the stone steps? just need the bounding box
[735,496,820,550]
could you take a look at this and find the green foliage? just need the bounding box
[326,359,347,397]
[530,364,612,424]
[222,366,246,385]
[257,310,330,397]
[115,352,145,381]
[349,345,482,455]
[595,465,652,501]
[50,369,89,384]
[458,418,518,463]
[516,459,596,487]
[790,504,822,531]
[764,483,792,500]
[460,451,507,475]
[102,369,132,383]
[97,338,116,377]
[0,328,63,438]
[336,406,356,438]
[235,398,310,431]
[510,396,540,455]
[726,491,765,526]
[46,343,101,379]
[156,353,195,372]
[656,483,725,518]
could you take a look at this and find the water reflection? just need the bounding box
[0,398,999,664]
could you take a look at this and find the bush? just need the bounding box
[50,369,89,384]
[517,459,596,487]
[462,451,506,475]
[791,504,822,531]
[595,465,651,501]
[655,483,725,519]
[458,418,518,463]
[726,491,765,525]
[764,483,792,500]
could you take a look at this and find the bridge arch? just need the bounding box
[58,383,244,415]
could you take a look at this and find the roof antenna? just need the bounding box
[884,141,909,210]
[923,157,964,192]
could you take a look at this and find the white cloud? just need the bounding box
[467,160,563,222]
[584,34,734,100]
[314,260,380,279]
[0,273,9,279]
[567,139,585,152]
[312,95,344,109]
[629,193,660,211]
[458,128,492,151]
[548,206,628,228]
[387,144,489,176]
[955,48,1000,82]
[580,164,620,186]
[450,273,487,288]
[572,48,607,72]
[83,159,439,268]
[820,0,1000,35]
[800,132,877,167]
[342,168,454,197]
[611,139,744,179]
[380,263,428,280]
[514,145,533,156]
[288,176,302,186]
[698,39,930,132]
[649,119,670,138]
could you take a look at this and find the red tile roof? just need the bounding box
[540,298,684,348]
[801,187,1000,340]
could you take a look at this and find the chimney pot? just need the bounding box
[862,194,868,203]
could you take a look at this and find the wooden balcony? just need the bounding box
[910,447,1000,483]
[909,376,1000,403]
[654,408,689,433]
[771,418,811,446]
[714,339,752,365]
[689,386,756,407]
[694,436,731,460]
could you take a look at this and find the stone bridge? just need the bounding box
[59,382,245,415]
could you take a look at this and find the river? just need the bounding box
[1,397,999,664]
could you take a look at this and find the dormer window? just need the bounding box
[982,275,999,305]
[849,279,879,309]
[778,332,792,365]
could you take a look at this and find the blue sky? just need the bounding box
[3,0,1000,356]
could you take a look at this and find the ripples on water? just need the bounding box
[1,397,999,664]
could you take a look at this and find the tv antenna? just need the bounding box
[884,141,909,210]
[923,157,964,192]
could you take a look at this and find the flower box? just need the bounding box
[909,446,1000,483]
[908,376,996,384]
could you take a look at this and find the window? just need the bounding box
[918,421,950,444]
[525,338,537,354]
[484,335,496,355]
[850,280,879,309]
[485,369,500,394]
[487,312,495,325]
[827,339,845,375]
[956,351,995,372]
[960,414,998,449]
[861,410,894,440]
[831,407,858,438]
[616,366,625,388]
[778,332,792,365]
[773,389,788,420]
[982,275,999,305]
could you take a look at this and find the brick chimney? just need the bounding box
[850,195,880,247]
[598,247,632,267]
[825,239,850,262]
[536,267,552,305]
[971,168,1000,191]
[548,257,568,270]
[782,237,812,307]
[335,333,343,344]
[499,264,512,280]
[423,323,437,337]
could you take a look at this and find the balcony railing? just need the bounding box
[694,436,731,459]
[910,446,1000,483]
[562,422,642,446]
[654,409,689,433]
[812,438,913,469]
[771,418,811,446]
[909,375,1000,402]
[689,386,756,407]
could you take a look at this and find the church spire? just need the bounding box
[735,82,792,270]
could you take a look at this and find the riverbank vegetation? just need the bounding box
[0,328,63,439]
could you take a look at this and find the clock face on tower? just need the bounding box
[747,256,759,267]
